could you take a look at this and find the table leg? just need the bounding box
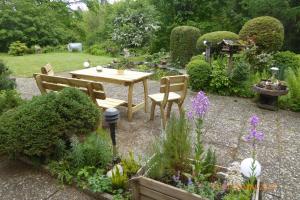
[143,78,149,113]
[128,83,134,121]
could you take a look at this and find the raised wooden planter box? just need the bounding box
[130,163,261,200]
[18,157,113,200]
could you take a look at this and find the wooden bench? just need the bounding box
[34,73,126,109]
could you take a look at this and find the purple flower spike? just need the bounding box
[250,115,260,127]
[188,91,210,119]
[187,177,193,185]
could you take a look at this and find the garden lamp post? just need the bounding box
[104,108,120,157]
[203,40,212,65]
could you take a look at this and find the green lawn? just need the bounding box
[0,52,114,77]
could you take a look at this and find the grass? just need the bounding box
[0,52,114,77]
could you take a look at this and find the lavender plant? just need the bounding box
[188,91,216,180]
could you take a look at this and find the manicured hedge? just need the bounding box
[239,16,284,52]
[274,51,300,80]
[186,57,211,91]
[196,31,239,52]
[0,88,101,157]
[170,26,201,67]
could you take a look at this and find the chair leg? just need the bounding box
[150,101,156,120]
[177,103,183,114]
[167,101,173,118]
[160,105,166,129]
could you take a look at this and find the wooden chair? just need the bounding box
[41,64,54,75]
[34,73,126,109]
[148,75,188,128]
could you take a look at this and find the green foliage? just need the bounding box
[148,114,192,179]
[186,58,211,91]
[111,0,159,48]
[196,31,239,52]
[170,26,201,67]
[111,166,128,190]
[68,132,113,169]
[88,172,112,193]
[42,45,67,54]
[8,41,29,56]
[0,0,81,52]
[279,68,300,111]
[273,51,300,80]
[87,44,107,56]
[210,58,231,95]
[0,90,23,115]
[223,188,252,200]
[181,181,218,200]
[0,88,101,157]
[121,152,141,178]
[239,16,284,52]
[48,160,73,184]
[0,60,16,90]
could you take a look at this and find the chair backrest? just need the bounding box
[41,64,54,75]
[34,73,106,103]
[159,75,188,107]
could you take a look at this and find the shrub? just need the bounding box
[170,26,201,67]
[230,57,251,84]
[87,44,107,56]
[187,58,211,91]
[209,58,231,95]
[42,45,67,53]
[273,51,300,80]
[8,41,29,56]
[196,31,239,52]
[68,131,113,169]
[0,90,23,115]
[0,88,101,157]
[0,60,16,90]
[239,16,284,52]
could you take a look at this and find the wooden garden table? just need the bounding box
[70,67,152,121]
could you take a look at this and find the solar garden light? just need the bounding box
[104,108,120,157]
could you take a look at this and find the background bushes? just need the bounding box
[186,56,211,91]
[0,88,101,157]
[239,16,284,52]
[170,26,201,67]
[196,31,239,52]
[8,41,29,56]
[0,90,23,116]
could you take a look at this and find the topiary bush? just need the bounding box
[196,31,239,52]
[0,88,101,157]
[186,57,211,91]
[8,41,29,56]
[170,26,201,67]
[239,16,284,52]
[0,60,16,90]
[273,51,300,80]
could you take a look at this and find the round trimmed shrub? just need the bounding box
[0,88,101,157]
[239,16,284,52]
[187,58,211,91]
[170,26,201,67]
[196,31,239,52]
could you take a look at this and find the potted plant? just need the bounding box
[116,57,134,75]
[130,91,261,200]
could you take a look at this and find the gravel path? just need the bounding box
[3,74,299,200]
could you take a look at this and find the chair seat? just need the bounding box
[96,98,126,109]
[148,92,181,103]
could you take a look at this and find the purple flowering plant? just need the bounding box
[244,115,264,159]
[188,91,210,120]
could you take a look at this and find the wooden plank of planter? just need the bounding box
[130,176,207,200]
[18,157,113,200]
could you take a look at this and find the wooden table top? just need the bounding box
[70,67,152,83]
